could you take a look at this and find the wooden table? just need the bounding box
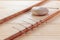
[0,1,60,40]
[14,1,60,40]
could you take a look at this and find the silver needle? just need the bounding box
[27,17,37,22]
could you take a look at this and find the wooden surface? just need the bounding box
[0,1,60,40]
[14,1,60,40]
[0,1,46,40]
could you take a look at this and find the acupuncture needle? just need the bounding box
[22,20,34,27]
[41,7,59,9]
[17,23,26,28]
[48,7,59,9]
[28,17,37,22]
[12,26,20,31]
[27,17,41,22]
[27,17,38,22]
[23,20,33,25]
